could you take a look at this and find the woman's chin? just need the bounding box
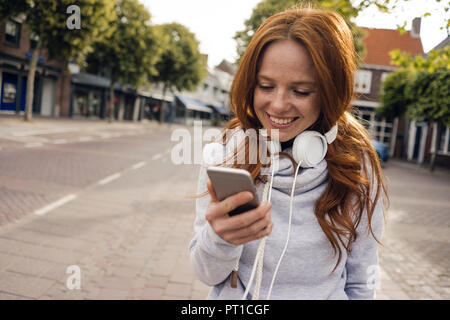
[266,129,296,142]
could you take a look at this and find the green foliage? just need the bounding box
[85,0,157,87]
[232,0,389,64]
[151,23,207,92]
[405,69,450,125]
[233,0,449,65]
[378,46,450,125]
[377,68,414,119]
[390,46,450,72]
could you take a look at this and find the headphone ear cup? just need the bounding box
[292,131,327,167]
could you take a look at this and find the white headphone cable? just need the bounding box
[266,160,302,300]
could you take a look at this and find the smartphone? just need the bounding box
[206,166,260,216]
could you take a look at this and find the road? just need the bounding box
[0,115,448,299]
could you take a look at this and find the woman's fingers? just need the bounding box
[222,208,272,241]
[204,179,274,246]
[211,202,272,243]
[205,189,254,221]
[226,202,271,230]
[230,221,274,246]
[206,179,219,202]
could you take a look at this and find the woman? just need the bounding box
[189,5,388,300]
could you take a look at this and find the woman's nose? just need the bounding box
[271,89,287,112]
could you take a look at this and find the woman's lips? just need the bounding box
[266,113,299,129]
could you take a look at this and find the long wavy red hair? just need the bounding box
[204,6,388,271]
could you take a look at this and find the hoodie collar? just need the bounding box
[270,146,329,194]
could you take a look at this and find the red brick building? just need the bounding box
[352,18,424,160]
[0,16,71,117]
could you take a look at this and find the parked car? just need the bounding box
[371,140,389,162]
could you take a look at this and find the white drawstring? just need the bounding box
[266,160,302,299]
[242,180,271,300]
[242,153,276,300]
[241,146,302,300]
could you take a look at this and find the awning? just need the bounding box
[71,73,122,90]
[209,105,229,116]
[176,96,213,113]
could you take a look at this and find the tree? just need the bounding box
[377,46,450,171]
[407,69,449,171]
[377,68,414,119]
[85,0,158,122]
[150,23,207,123]
[233,0,381,64]
[233,0,449,64]
[0,0,114,121]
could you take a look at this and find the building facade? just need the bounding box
[353,18,424,160]
[0,17,70,117]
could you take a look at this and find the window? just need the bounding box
[5,20,21,45]
[30,32,39,50]
[2,83,17,104]
[438,126,450,154]
[354,70,372,94]
[380,72,390,83]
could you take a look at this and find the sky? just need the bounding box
[140,0,448,69]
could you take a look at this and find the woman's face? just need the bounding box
[253,39,321,142]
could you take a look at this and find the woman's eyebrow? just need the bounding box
[257,74,315,85]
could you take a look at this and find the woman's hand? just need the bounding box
[205,179,273,246]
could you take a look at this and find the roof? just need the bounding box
[431,35,450,51]
[208,105,229,115]
[176,95,213,113]
[215,59,237,75]
[360,27,424,67]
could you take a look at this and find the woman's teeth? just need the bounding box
[269,115,296,125]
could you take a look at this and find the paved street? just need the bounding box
[0,115,448,300]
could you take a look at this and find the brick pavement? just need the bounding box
[0,145,211,299]
[0,115,448,300]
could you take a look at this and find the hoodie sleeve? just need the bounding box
[344,163,385,300]
[189,163,243,286]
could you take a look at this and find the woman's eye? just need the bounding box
[294,90,311,96]
[258,84,273,91]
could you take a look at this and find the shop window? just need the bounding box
[5,20,21,46]
[2,83,17,103]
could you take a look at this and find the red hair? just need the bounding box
[214,6,388,272]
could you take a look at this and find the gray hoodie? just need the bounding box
[189,142,383,300]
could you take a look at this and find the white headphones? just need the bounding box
[268,124,338,168]
[202,124,338,167]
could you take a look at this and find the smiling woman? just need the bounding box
[253,39,320,142]
[190,3,388,300]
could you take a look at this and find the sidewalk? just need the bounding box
[0,145,211,299]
